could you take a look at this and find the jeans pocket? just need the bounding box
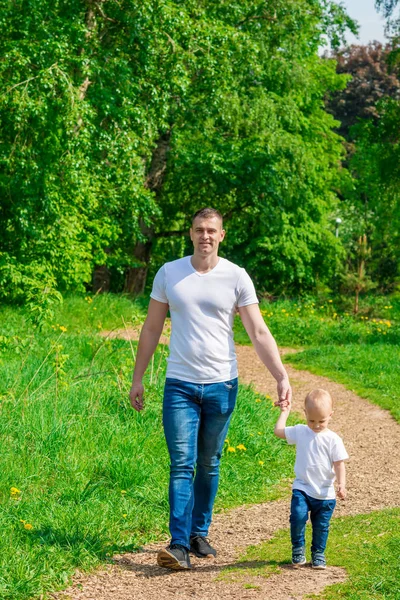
[223,378,238,391]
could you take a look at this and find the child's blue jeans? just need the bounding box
[290,489,336,554]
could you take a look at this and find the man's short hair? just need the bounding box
[192,207,223,225]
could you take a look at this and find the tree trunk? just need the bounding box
[124,131,171,295]
[124,239,152,295]
[92,265,111,293]
[354,288,359,314]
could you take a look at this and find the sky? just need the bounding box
[341,0,388,45]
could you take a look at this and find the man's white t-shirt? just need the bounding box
[150,256,258,383]
[285,424,349,500]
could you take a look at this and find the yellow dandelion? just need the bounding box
[255,398,261,403]
[258,432,262,435]
[328,300,333,303]
[120,490,127,494]
[24,523,33,531]
[122,514,127,518]
[237,444,247,451]
[259,460,264,466]
[227,446,236,453]
[59,326,67,333]
[10,487,21,496]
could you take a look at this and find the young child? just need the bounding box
[274,388,348,569]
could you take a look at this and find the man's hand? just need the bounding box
[274,378,292,411]
[130,382,145,412]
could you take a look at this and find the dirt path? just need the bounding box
[54,345,400,600]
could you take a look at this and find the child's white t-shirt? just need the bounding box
[150,256,258,383]
[285,424,349,500]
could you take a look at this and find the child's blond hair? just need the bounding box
[305,388,333,411]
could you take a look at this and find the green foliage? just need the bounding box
[344,98,400,291]
[0,0,356,300]
[327,41,400,294]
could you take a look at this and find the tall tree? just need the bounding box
[327,42,400,139]
[347,98,400,289]
[0,0,356,299]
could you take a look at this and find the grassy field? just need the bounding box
[0,292,399,599]
[220,508,400,599]
[234,294,400,422]
[0,295,299,600]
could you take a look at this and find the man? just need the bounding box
[129,207,291,571]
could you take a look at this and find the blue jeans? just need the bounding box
[290,489,336,555]
[162,377,238,549]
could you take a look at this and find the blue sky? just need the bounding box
[342,0,388,44]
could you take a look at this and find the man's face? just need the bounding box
[190,216,225,256]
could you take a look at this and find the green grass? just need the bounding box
[1,292,399,598]
[234,295,400,422]
[286,345,400,423]
[234,296,400,348]
[220,508,400,599]
[0,295,300,599]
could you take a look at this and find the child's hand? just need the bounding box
[275,398,291,413]
[337,485,346,500]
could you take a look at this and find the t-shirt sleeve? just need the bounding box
[150,265,168,304]
[236,269,259,307]
[332,436,349,462]
[285,425,298,445]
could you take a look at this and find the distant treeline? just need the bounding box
[0,1,399,305]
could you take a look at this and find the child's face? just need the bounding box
[304,403,332,433]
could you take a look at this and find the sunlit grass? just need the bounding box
[0,296,300,599]
[219,509,400,599]
[287,345,400,423]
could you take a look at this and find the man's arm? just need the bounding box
[333,460,346,500]
[129,299,169,412]
[238,303,292,404]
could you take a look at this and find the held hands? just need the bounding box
[337,485,347,500]
[274,378,292,413]
[129,382,144,412]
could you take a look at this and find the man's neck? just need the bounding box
[190,253,220,274]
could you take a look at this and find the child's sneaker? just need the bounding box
[292,546,306,566]
[312,552,326,569]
